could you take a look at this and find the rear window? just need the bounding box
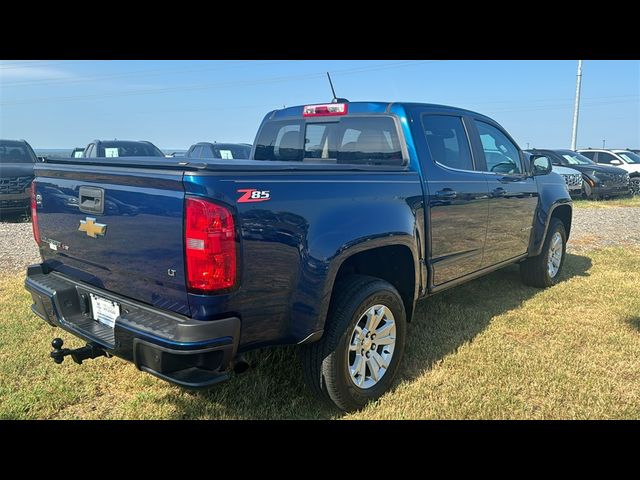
[253,116,404,166]
[98,142,164,157]
[0,140,36,163]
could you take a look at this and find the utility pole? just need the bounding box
[570,60,583,150]
[602,139,606,149]
[526,142,530,149]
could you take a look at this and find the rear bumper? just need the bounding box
[24,264,240,389]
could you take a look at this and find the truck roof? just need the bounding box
[269,101,492,121]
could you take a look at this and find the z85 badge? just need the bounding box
[237,189,271,203]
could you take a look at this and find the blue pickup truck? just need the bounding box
[25,101,572,411]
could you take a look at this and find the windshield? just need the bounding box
[561,152,594,165]
[616,151,640,164]
[99,141,164,157]
[0,140,36,163]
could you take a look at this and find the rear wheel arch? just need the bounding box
[327,244,417,327]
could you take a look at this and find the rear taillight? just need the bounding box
[30,181,40,245]
[185,197,237,293]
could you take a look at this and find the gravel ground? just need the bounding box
[0,207,638,275]
[567,206,640,253]
[0,216,41,275]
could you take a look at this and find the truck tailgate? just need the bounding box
[34,163,190,316]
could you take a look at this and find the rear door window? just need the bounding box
[580,151,596,161]
[253,116,404,166]
[421,115,473,171]
[595,152,616,164]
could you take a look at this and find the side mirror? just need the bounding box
[610,159,622,165]
[530,154,552,176]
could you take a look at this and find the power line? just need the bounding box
[0,61,434,106]
[0,60,87,70]
[0,60,287,87]
[477,97,638,114]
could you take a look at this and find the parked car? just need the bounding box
[25,101,572,412]
[626,149,640,155]
[578,148,640,195]
[185,142,252,160]
[70,148,85,158]
[527,149,630,199]
[551,165,583,196]
[524,151,582,196]
[82,140,165,158]
[0,139,37,218]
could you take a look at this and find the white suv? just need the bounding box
[577,149,640,195]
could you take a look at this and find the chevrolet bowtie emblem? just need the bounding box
[78,217,107,238]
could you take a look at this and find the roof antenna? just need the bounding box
[326,72,349,103]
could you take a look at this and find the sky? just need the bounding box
[0,60,638,151]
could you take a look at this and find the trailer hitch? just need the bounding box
[50,338,109,365]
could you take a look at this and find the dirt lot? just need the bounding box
[2,205,638,274]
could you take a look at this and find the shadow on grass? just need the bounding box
[399,253,592,384]
[162,253,592,420]
[625,317,640,332]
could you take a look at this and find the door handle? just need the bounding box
[492,187,506,197]
[435,188,457,200]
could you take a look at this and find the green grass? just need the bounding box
[573,196,640,209]
[1,246,639,419]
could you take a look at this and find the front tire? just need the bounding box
[630,176,640,196]
[300,275,407,412]
[582,182,595,199]
[520,218,567,288]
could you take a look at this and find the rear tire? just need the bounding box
[630,176,640,196]
[520,218,567,288]
[300,275,407,412]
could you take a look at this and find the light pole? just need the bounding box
[570,60,583,150]
[602,139,606,149]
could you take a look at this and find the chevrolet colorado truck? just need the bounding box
[25,101,572,411]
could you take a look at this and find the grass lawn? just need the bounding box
[573,196,640,209]
[1,246,639,419]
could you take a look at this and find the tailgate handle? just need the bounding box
[79,186,104,214]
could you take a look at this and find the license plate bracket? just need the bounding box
[89,293,120,329]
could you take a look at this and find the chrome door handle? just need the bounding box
[435,189,457,200]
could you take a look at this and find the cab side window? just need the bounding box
[580,151,596,161]
[475,121,522,174]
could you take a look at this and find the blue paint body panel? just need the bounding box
[29,101,571,356]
